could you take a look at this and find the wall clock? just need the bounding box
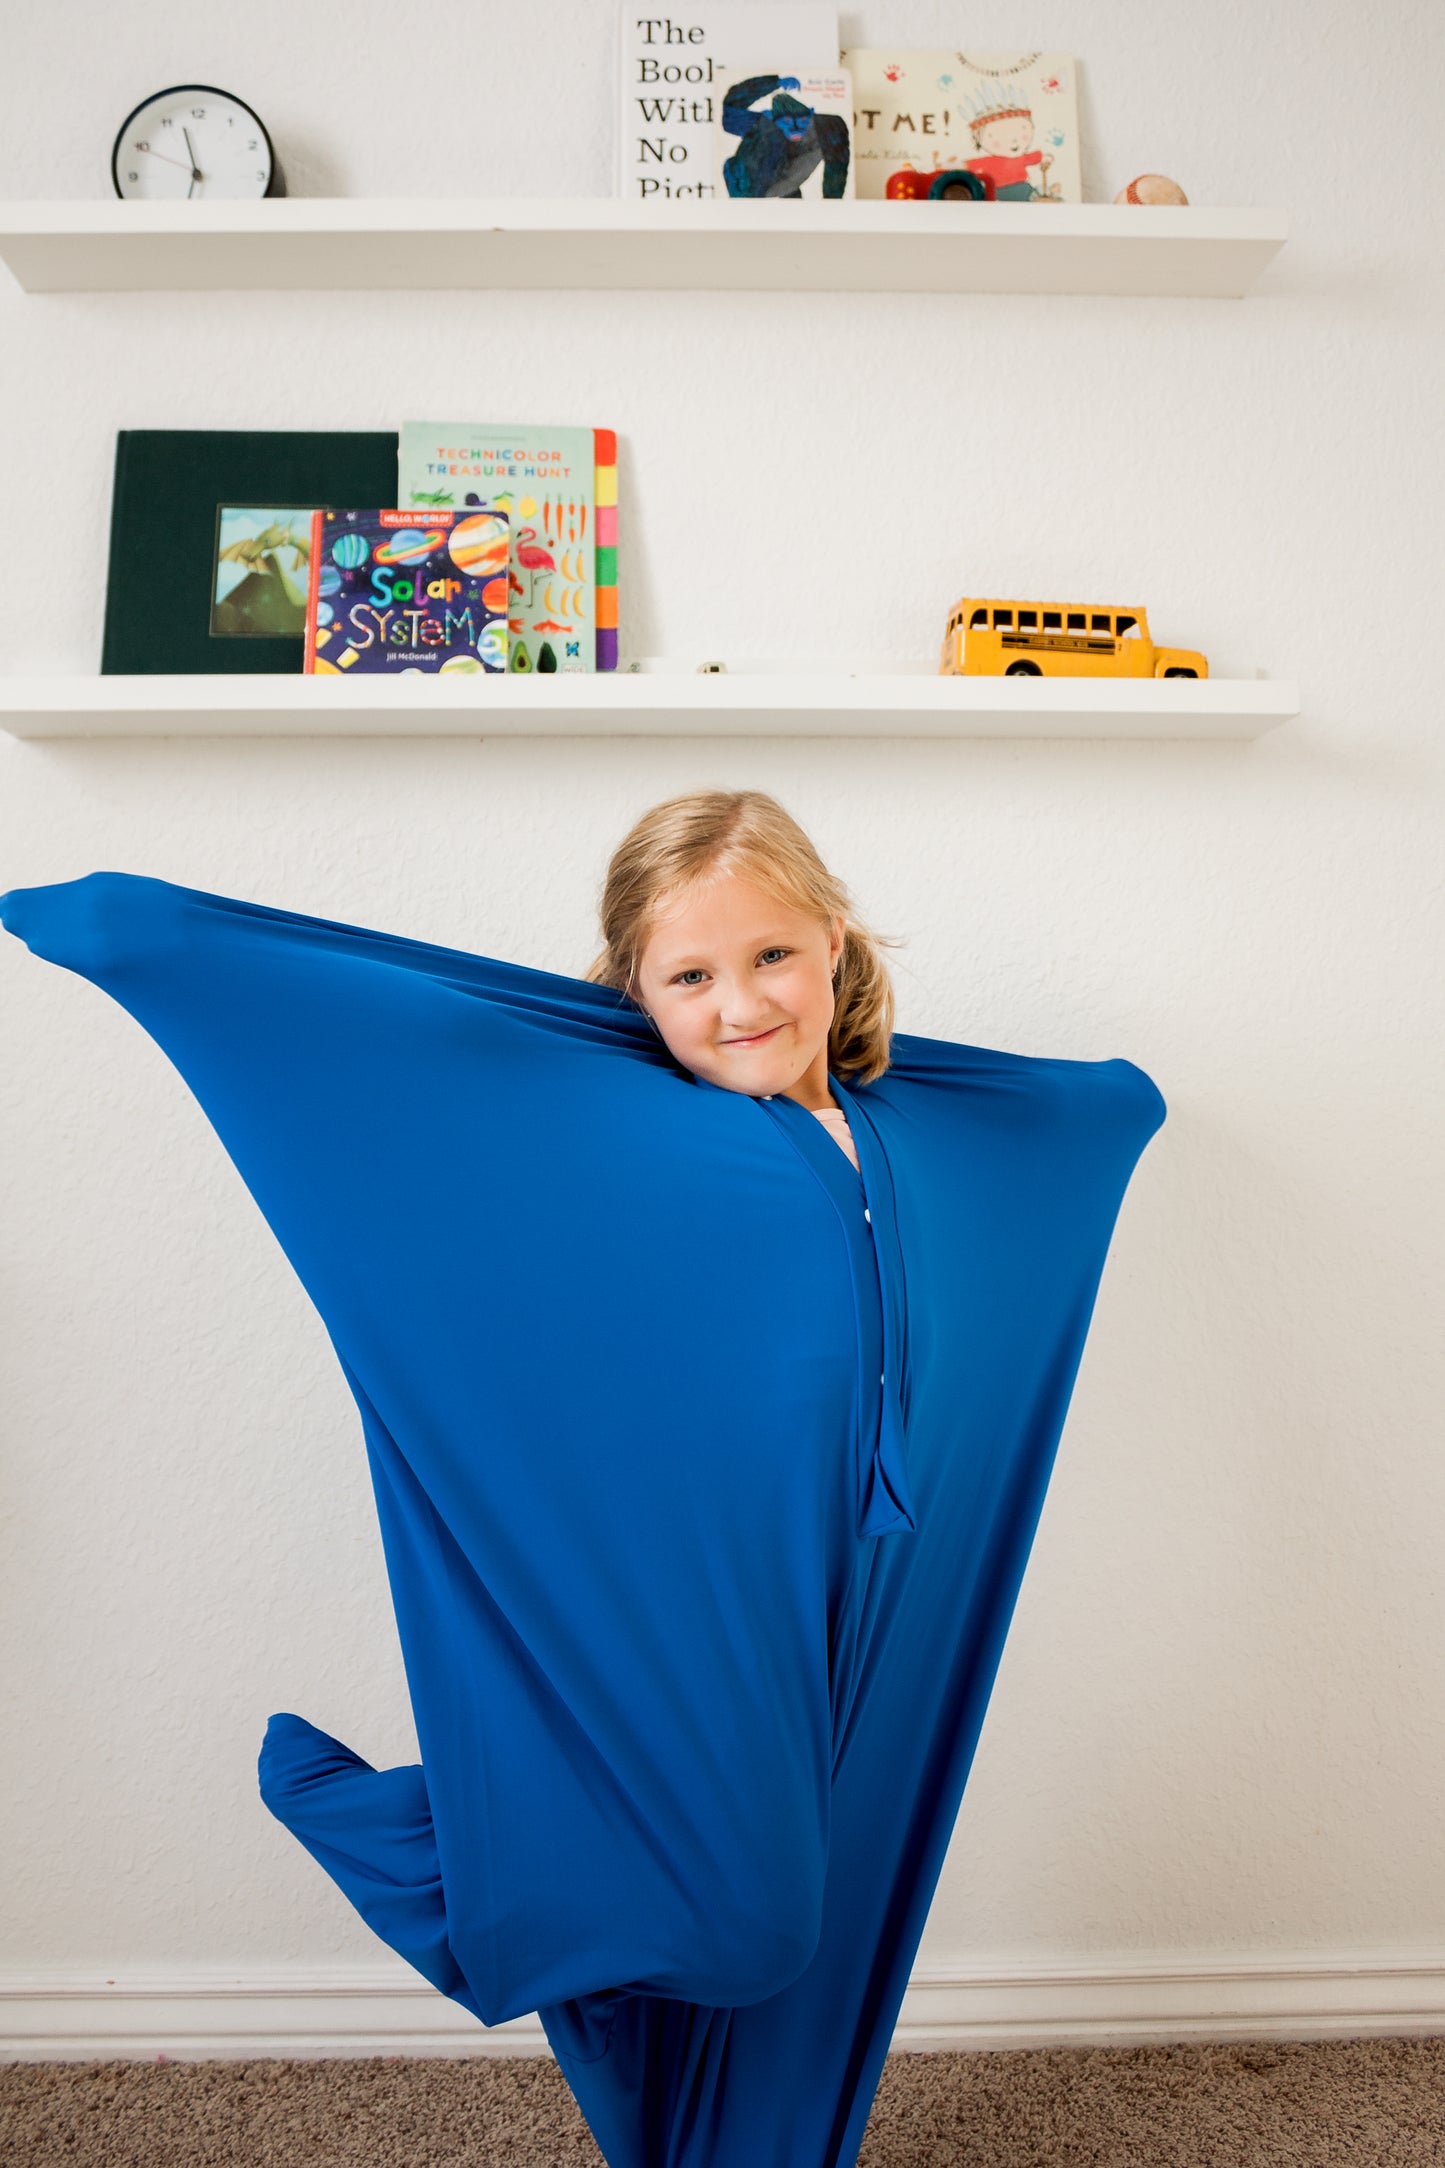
[112,85,285,200]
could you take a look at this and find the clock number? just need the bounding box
[160,115,173,127]
[247,138,258,148]
[256,169,266,180]
[127,170,138,181]
[191,106,205,118]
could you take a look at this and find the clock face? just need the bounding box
[112,85,282,201]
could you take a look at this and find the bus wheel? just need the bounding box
[1005,661,1042,675]
[1164,667,1197,677]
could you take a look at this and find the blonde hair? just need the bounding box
[585,788,903,1084]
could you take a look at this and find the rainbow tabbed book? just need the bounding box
[397,424,618,673]
[303,508,510,675]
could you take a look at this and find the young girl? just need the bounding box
[585,784,903,1172]
[0,797,1165,2168]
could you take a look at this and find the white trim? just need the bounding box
[5,1952,1445,2061]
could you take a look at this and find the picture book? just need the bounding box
[303,508,510,676]
[397,424,618,673]
[839,50,1081,203]
[101,430,399,675]
[617,3,838,201]
[715,70,854,198]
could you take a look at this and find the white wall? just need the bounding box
[2,0,1443,2050]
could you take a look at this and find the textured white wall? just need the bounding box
[1,0,1443,2015]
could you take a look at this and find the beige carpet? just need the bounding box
[4,2038,1445,2165]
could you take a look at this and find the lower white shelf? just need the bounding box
[0,673,1297,740]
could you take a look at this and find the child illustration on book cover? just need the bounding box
[960,82,1061,201]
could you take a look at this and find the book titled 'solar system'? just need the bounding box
[101,430,400,675]
[303,509,510,675]
[397,423,618,673]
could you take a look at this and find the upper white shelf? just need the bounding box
[0,673,1296,741]
[0,199,1288,298]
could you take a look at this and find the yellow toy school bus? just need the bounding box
[940,597,1208,679]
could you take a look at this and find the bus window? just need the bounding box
[969,608,988,629]
[1043,611,1061,630]
[993,609,1013,629]
[1018,609,1038,630]
[1116,615,1140,638]
[1090,614,1111,633]
[1067,612,1086,631]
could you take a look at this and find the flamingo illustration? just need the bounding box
[516,525,557,608]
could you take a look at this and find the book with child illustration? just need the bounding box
[397,424,618,673]
[303,508,510,676]
[841,49,1081,203]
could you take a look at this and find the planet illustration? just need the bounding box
[477,621,507,670]
[440,654,485,674]
[315,601,334,626]
[481,576,510,612]
[331,532,370,568]
[317,564,342,598]
[448,513,510,577]
[374,528,443,565]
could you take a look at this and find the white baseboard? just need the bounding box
[6,1953,1445,2062]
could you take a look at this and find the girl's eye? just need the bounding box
[671,949,789,986]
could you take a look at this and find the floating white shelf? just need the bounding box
[0,199,1287,298]
[0,673,1297,741]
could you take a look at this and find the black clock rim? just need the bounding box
[111,84,281,200]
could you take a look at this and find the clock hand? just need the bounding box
[136,144,196,175]
[182,125,202,181]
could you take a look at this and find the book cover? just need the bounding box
[101,431,400,675]
[304,508,510,676]
[617,2,838,201]
[397,424,618,673]
[715,70,854,198]
[840,50,1081,203]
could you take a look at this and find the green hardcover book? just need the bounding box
[101,430,400,674]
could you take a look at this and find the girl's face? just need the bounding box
[633,871,845,1102]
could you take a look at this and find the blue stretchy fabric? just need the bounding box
[0,870,1166,2168]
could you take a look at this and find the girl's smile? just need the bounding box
[723,1023,785,1047]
